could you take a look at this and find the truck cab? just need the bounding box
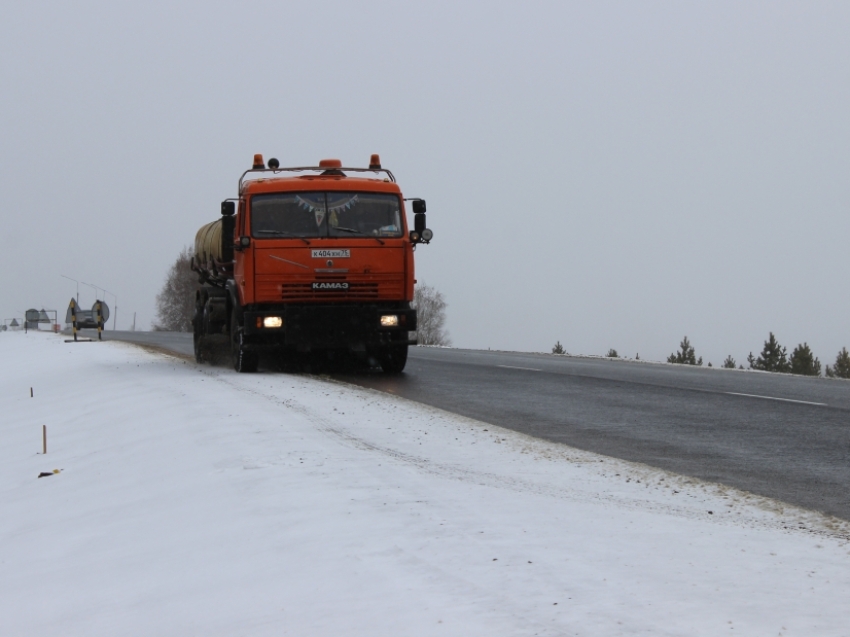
[192,155,432,373]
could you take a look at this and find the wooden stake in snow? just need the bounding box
[30,387,33,397]
[43,425,47,454]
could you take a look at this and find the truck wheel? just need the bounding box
[379,343,408,374]
[193,299,207,364]
[231,309,259,373]
[193,331,206,364]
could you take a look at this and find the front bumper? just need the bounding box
[242,304,417,350]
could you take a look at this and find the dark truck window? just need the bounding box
[251,192,403,238]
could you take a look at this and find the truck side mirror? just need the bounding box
[412,200,426,214]
[414,213,426,234]
[221,201,235,216]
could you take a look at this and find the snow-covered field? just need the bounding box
[1,332,848,636]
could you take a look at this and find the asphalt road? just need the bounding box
[101,330,196,356]
[100,330,850,520]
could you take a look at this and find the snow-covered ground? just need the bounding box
[1,332,848,636]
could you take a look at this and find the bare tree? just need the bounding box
[153,247,198,331]
[412,282,451,346]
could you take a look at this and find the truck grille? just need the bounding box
[255,273,405,302]
[281,281,380,301]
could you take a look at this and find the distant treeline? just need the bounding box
[551,333,850,379]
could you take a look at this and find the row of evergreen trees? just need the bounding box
[665,333,850,378]
[551,334,850,378]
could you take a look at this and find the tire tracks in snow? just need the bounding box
[187,364,850,543]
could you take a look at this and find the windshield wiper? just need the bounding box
[255,230,311,244]
[332,227,385,244]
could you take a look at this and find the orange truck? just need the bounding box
[191,154,432,373]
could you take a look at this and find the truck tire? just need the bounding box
[379,342,408,374]
[193,331,206,364]
[231,308,259,373]
[193,292,207,364]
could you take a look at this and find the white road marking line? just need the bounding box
[726,392,827,407]
[497,365,542,372]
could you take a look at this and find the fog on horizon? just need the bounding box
[2,1,848,366]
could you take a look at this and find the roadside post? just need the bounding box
[69,299,78,342]
[94,300,104,341]
[64,298,92,343]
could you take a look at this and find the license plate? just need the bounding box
[312,249,350,258]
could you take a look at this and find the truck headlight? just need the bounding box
[263,316,283,328]
[380,315,399,327]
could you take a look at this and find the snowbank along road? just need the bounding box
[103,330,850,520]
[2,331,849,636]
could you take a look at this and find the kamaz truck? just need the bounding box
[191,154,432,373]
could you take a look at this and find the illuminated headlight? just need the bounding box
[380,315,399,327]
[263,316,283,328]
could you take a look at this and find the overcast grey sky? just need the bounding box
[2,1,848,365]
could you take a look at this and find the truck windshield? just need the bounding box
[251,192,403,239]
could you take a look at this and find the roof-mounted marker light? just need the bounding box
[369,154,381,169]
[252,154,265,169]
[319,158,345,177]
[268,157,280,170]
